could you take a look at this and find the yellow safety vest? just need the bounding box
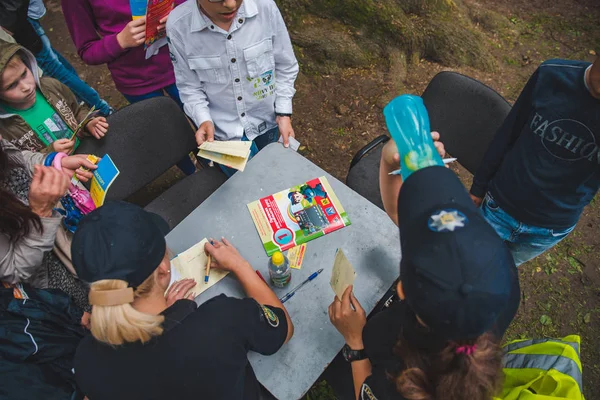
[494,335,584,400]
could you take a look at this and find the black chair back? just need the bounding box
[422,71,511,174]
[76,97,197,201]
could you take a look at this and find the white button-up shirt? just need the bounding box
[167,0,299,141]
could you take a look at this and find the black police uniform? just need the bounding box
[74,295,287,400]
[358,267,519,400]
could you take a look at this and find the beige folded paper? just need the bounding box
[330,248,357,300]
[197,141,252,171]
[168,238,229,297]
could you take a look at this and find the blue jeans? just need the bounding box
[217,127,280,177]
[481,192,576,266]
[28,18,112,116]
[123,84,196,175]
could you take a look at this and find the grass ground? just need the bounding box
[42,0,600,398]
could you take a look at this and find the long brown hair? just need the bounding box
[0,143,42,242]
[394,333,503,400]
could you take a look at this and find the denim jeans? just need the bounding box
[28,18,112,116]
[123,84,196,175]
[217,127,280,177]
[481,192,576,266]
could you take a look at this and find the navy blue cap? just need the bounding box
[398,166,515,340]
[71,201,170,287]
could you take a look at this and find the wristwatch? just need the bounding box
[276,113,292,118]
[342,344,367,362]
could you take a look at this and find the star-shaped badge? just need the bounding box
[428,209,467,232]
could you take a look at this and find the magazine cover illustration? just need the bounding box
[248,177,351,255]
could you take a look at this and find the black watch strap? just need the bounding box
[342,344,367,362]
[276,112,292,118]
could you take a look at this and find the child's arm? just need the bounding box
[61,0,129,65]
[166,26,212,138]
[470,68,540,205]
[270,4,299,117]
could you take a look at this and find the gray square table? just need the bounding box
[166,143,401,400]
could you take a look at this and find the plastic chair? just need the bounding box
[345,135,389,210]
[422,71,511,175]
[346,72,511,209]
[76,97,227,229]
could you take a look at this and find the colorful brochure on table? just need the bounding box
[197,141,253,172]
[247,176,351,256]
[90,155,120,207]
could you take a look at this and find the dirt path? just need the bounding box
[41,0,599,397]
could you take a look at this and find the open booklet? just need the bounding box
[197,141,253,172]
[168,238,229,297]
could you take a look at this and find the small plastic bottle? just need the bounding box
[269,251,292,288]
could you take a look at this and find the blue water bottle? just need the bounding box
[383,95,444,180]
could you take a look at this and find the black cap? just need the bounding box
[72,201,170,287]
[398,166,515,340]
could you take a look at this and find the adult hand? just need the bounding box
[470,194,483,207]
[204,238,251,273]
[276,116,294,148]
[85,117,109,139]
[165,278,196,307]
[28,165,69,218]
[431,131,446,159]
[195,121,215,146]
[328,285,367,349]
[117,17,146,49]
[52,138,75,153]
[61,154,99,182]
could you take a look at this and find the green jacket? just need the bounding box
[0,40,90,153]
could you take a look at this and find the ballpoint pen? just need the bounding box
[279,268,324,303]
[388,157,458,175]
[205,239,215,283]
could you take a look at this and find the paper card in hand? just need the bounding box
[70,106,101,140]
[167,238,229,297]
[330,249,356,300]
[197,141,252,172]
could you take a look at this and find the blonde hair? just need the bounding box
[89,275,165,346]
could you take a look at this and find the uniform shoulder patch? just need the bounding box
[260,305,280,328]
[361,383,379,400]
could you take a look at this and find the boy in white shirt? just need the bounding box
[167,0,299,175]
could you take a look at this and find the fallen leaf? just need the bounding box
[540,314,552,326]
[584,313,591,324]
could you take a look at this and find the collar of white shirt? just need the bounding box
[190,0,259,32]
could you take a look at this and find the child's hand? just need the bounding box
[86,117,109,139]
[117,17,146,49]
[53,138,75,153]
[195,121,215,146]
[276,116,294,148]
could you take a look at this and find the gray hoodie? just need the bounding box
[0,139,63,287]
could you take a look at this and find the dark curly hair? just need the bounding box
[0,143,42,242]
